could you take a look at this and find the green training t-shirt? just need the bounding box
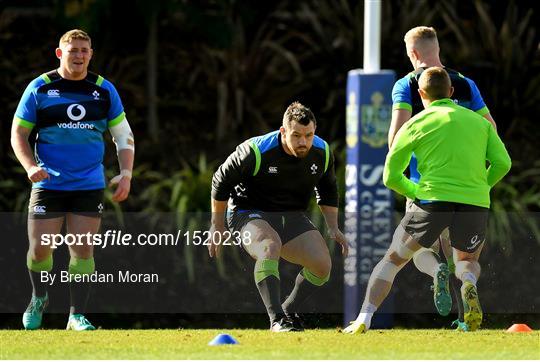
[383,98,511,208]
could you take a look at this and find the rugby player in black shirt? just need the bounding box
[209,102,348,332]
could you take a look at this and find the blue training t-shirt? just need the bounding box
[14,70,125,191]
[391,68,489,183]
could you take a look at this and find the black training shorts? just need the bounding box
[28,188,105,219]
[400,201,488,253]
[227,210,318,245]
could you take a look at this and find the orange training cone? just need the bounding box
[506,324,533,333]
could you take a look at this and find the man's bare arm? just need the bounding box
[208,198,229,258]
[11,122,49,182]
[388,109,412,149]
[319,205,348,257]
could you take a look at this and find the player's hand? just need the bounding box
[208,222,226,258]
[328,227,349,257]
[110,175,131,202]
[27,166,49,183]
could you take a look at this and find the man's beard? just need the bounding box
[295,147,308,158]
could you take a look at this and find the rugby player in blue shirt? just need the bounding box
[389,26,497,331]
[11,29,135,330]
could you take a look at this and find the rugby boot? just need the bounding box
[22,293,48,330]
[66,314,96,331]
[433,263,452,316]
[451,319,470,332]
[270,316,300,332]
[342,320,367,334]
[461,281,482,331]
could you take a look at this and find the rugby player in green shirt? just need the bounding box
[343,67,511,334]
[390,27,499,329]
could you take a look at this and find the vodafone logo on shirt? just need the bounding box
[57,122,94,129]
[66,104,86,121]
[57,104,93,129]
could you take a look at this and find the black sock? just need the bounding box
[69,281,91,315]
[28,270,48,298]
[256,275,284,324]
[450,274,464,322]
[282,271,318,316]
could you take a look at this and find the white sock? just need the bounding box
[357,313,372,330]
[357,303,377,329]
[461,272,477,286]
[412,248,440,278]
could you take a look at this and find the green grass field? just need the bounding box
[1,329,538,359]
